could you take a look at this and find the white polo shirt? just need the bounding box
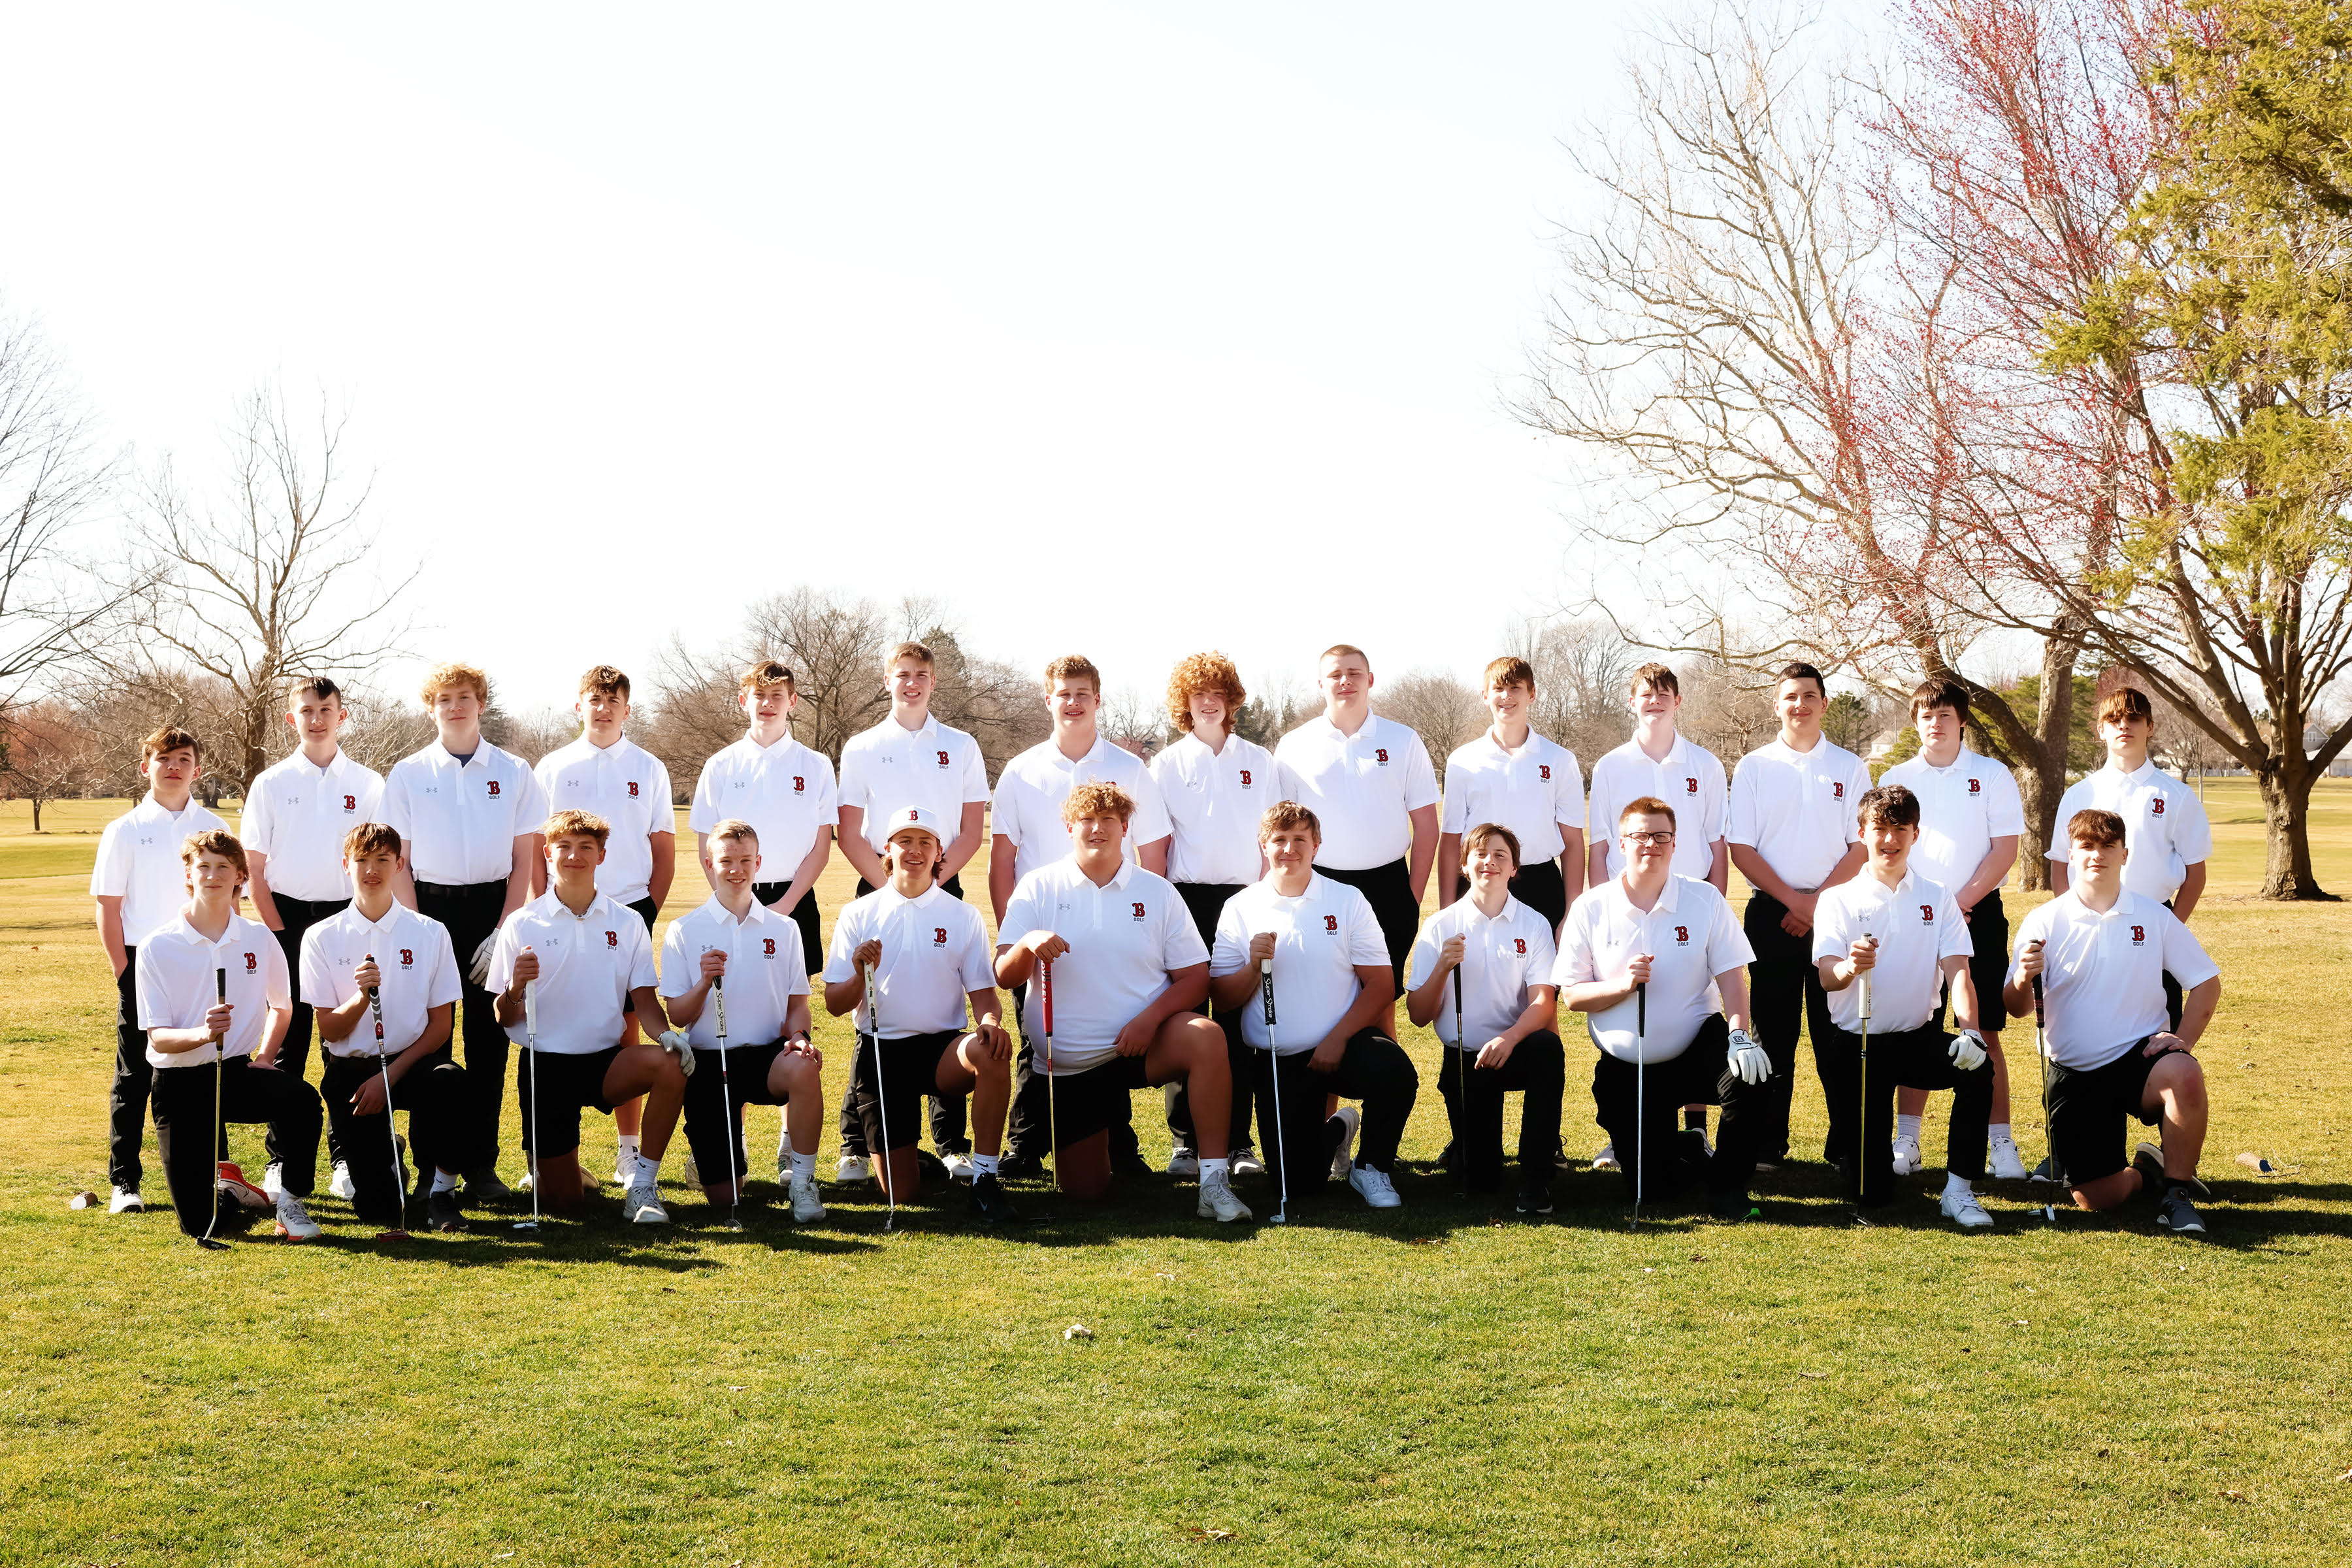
[1728,736,1870,890]
[1150,731,1277,887]
[299,902,463,1058]
[2007,890,2219,1069]
[997,858,1209,1073]
[136,911,289,1068]
[2046,760,2213,903]
[838,713,992,857]
[1404,896,1559,1049]
[1556,874,1754,1063]
[825,883,996,1038]
[1879,747,2025,896]
[1587,734,1729,881]
[90,793,228,948]
[1810,868,1972,1032]
[485,890,657,1056]
[240,749,386,902]
[1209,874,1388,1053]
[534,734,677,906]
[991,734,1173,886]
[383,740,549,887]
[689,732,838,876]
[1273,714,1441,872]
[659,896,810,1047]
[1440,730,1584,864]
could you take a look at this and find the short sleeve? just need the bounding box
[1438,751,1471,834]
[135,943,171,1028]
[1809,892,1850,964]
[989,776,1023,848]
[354,770,387,826]
[1554,748,1584,831]
[780,938,811,997]
[531,755,560,805]
[960,739,991,805]
[836,742,871,815]
[264,936,292,1009]
[1554,904,1598,988]
[626,921,659,992]
[953,911,997,995]
[2159,909,2219,989]
[512,766,551,837]
[647,759,676,831]
[485,915,525,994]
[1525,915,1560,981]
[996,875,1049,952]
[90,819,129,897]
[1345,892,1388,968]
[382,765,415,841]
[1987,767,2025,837]
[1727,757,1759,847]
[1700,750,1730,841]
[1160,898,1209,970]
[1210,896,1250,977]
[659,921,690,997]
[810,756,840,819]
[1704,892,1757,973]
[822,904,860,985]
[1126,766,1173,847]
[242,787,278,857]
[299,928,338,1009]
[1404,916,1443,992]
[2173,790,2213,862]
[1401,732,1440,813]
[2046,783,2085,861]
[1936,893,1974,960]
[1840,759,1870,843]
[2004,907,2048,987]
[424,924,463,1009]
[688,757,725,836]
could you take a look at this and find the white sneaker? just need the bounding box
[1590,1142,1620,1173]
[623,1180,670,1224]
[681,1150,700,1188]
[1987,1135,2029,1181]
[1232,1146,1266,1178]
[1166,1147,1201,1179]
[1328,1106,1360,1181]
[1940,1187,1994,1230]
[262,1162,286,1200]
[941,1151,977,1183]
[1197,1169,1254,1222]
[789,1171,827,1223]
[327,1160,355,1200]
[273,1192,322,1241]
[614,1148,640,1188]
[1347,1164,1402,1209]
[1891,1135,1923,1176]
[836,1153,871,1183]
[515,1164,536,1194]
[109,1185,144,1214]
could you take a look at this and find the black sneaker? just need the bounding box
[968,1173,1022,1224]
[2029,1154,2068,1186]
[2156,1185,2206,1236]
[1707,1191,1756,1222]
[463,1166,512,1203]
[998,1153,1047,1180]
[1110,1145,1153,1179]
[914,1148,951,1181]
[1438,1137,1459,1174]
[1515,1182,1554,1215]
[1676,1127,1712,1171]
[2134,1141,2208,1200]
[426,1188,466,1233]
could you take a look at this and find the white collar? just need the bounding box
[695,893,774,928]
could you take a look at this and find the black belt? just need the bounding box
[416,879,508,900]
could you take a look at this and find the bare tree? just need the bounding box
[1510,616,1638,778]
[1375,669,1485,781]
[1099,686,1166,760]
[0,699,102,830]
[114,387,412,797]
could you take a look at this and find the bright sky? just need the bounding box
[3,3,1630,715]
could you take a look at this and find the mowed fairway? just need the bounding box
[5,781,2352,1566]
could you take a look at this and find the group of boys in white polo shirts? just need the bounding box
[89,638,2226,1243]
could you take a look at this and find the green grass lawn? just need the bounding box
[5,786,2351,1565]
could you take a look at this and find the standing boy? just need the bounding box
[689,660,834,989]
[1438,656,1584,930]
[90,727,225,1214]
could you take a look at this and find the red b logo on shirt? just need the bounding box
[1239,770,1252,787]
[244,951,258,972]
[933,926,948,946]
[1967,778,1982,794]
[1132,902,1147,919]
[1324,915,1339,933]
[2151,798,2166,816]
[487,780,501,798]
[762,938,776,956]
[605,930,618,948]
[1832,781,1846,798]
[342,794,357,811]
[936,750,951,767]
[1674,926,1690,944]
[1921,904,1935,924]
[627,781,640,798]
[1514,938,1527,955]
[400,949,414,968]
[1685,777,1698,794]
[792,776,806,794]
[1375,749,1390,765]
[1540,765,1552,781]
[2131,924,2147,944]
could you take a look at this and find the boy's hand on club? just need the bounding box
[1846,935,1878,973]
[1023,931,1070,964]
[204,1001,233,1038]
[1624,952,1653,987]
[853,938,883,972]
[2017,939,2045,979]
[1439,934,1465,972]
[1247,932,1277,968]
[510,946,540,987]
[698,949,728,983]
[353,956,382,991]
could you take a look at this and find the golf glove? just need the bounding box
[1949,1028,1989,1071]
[1727,1027,1772,1085]
[468,934,497,988]
[657,1028,697,1078]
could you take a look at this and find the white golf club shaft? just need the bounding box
[715,968,738,1229]
[1857,938,1872,1211]
[365,958,404,1228]
[864,960,892,1230]
[519,979,541,1231]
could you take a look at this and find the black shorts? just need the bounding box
[1175,883,1247,1012]
[516,1045,625,1159]
[681,1039,799,1181]
[753,882,825,974]
[851,1029,960,1154]
[1937,891,2009,1032]
[1045,1054,1152,1149]
[2047,1040,2166,1184]
[1316,857,1416,987]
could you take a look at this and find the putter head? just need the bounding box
[375,1227,412,1242]
[512,1218,540,1232]
[1269,1211,1287,1225]
[193,1235,230,1250]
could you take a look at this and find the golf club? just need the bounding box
[1041,956,1059,1180]
[514,979,542,1233]
[197,966,230,1250]
[1631,977,1646,1232]
[862,958,894,1232]
[2031,959,2056,1224]
[713,969,741,1232]
[1855,928,1874,1224]
[365,956,410,1241]
[1449,959,1469,1196]
[1259,956,1288,1226]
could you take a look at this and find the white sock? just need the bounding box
[1988,1122,2015,1143]
[778,1125,792,1158]
[1942,1172,1974,1199]
[789,1151,816,1181]
[431,1169,457,1194]
[972,1152,1001,1176]
[1200,1156,1231,1181]
[634,1150,661,1184]
[1895,1114,1923,1142]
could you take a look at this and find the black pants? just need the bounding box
[265,894,350,1168]
[416,880,510,1170]
[108,950,153,1192]
[1439,1029,1565,1192]
[1249,1029,1419,1196]
[151,1058,323,1237]
[1008,980,1142,1162]
[1743,890,1837,1162]
[1449,858,1569,934]
[1317,858,1418,987]
[320,1048,474,1226]
[1815,1019,1991,1203]
[1592,1015,1765,1202]
[1166,881,1256,1152]
[838,874,977,1156]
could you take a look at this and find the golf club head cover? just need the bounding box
[1727,1026,1771,1085]
[657,1028,697,1077]
[469,933,498,988]
[1949,1028,1989,1072]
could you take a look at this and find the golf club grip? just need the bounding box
[523,978,538,1036]
[1040,958,1053,1036]
[1635,979,1645,1036]
[711,967,725,1034]
[2031,972,2045,1024]
[1258,961,1276,1027]
[216,966,227,1001]
[1450,963,1464,1049]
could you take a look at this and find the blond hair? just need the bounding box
[1062,782,1135,826]
[543,809,611,848]
[1166,652,1247,734]
[419,662,492,708]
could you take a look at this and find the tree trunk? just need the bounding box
[2013,622,2083,893]
[30,796,42,832]
[2257,755,2334,900]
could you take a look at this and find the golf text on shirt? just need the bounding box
[659,896,812,1048]
[2045,760,2215,904]
[1150,730,1278,887]
[1439,730,1584,864]
[1586,734,1729,882]
[89,792,229,948]
[838,714,990,857]
[1209,873,1389,1053]
[824,882,996,1037]
[485,890,659,1056]
[1727,736,1870,890]
[135,912,291,1069]
[1272,715,1440,872]
[382,742,551,886]
[1405,896,1560,1049]
[1557,874,1755,1063]
[1809,870,1974,1034]
[991,734,1173,886]
[1878,746,2025,897]
[534,734,676,907]
[241,749,387,902]
[689,731,840,876]
[299,902,463,1057]
[996,858,1210,1073]
[2006,891,2219,1070]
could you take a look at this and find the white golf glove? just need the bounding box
[1949,1028,1989,1071]
[657,1028,697,1078]
[1727,1027,1772,1085]
[468,934,497,988]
